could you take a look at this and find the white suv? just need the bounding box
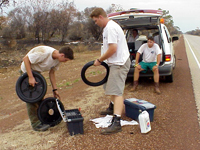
[108,9,179,82]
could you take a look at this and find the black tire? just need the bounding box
[37,97,65,127]
[81,60,109,86]
[16,71,47,103]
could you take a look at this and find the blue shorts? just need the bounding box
[139,62,157,73]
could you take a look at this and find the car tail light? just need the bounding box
[165,55,171,61]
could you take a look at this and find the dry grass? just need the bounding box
[0,42,100,69]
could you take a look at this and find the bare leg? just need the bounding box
[130,67,144,91]
[111,95,124,116]
[153,66,161,94]
[133,67,140,81]
[153,66,159,83]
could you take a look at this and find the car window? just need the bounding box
[126,29,159,41]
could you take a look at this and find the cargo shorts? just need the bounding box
[103,58,131,96]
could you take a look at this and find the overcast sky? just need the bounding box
[4,0,200,33]
[72,0,200,33]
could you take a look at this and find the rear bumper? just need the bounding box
[127,64,173,78]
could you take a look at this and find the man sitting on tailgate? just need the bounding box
[130,36,162,94]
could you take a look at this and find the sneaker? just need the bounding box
[100,102,113,115]
[101,115,122,135]
[33,123,50,131]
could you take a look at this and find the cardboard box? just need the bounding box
[124,98,156,122]
[65,109,84,136]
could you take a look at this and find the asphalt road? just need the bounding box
[184,34,200,126]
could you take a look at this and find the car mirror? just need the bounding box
[172,36,179,42]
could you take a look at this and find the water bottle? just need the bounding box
[138,110,151,133]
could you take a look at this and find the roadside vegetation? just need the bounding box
[0,0,181,70]
[186,29,200,36]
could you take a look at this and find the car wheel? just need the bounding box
[165,73,173,83]
[37,97,65,127]
[16,71,47,103]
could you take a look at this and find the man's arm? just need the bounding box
[153,54,161,71]
[135,52,140,65]
[154,54,161,70]
[49,69,60,99]
[23,55,37,87]
[94,43,117,66]
[156,54,161,66]
[134,52,142,70]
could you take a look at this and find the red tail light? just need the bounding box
[165,55,171,61]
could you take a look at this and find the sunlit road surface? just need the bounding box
[184,34,200,127]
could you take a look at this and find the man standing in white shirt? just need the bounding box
[130,37,161,94]
[90,8,130,134]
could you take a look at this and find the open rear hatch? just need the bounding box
[108,9,162,29]
[108,9,165,66]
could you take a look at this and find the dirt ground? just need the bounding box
[0,35,200,150]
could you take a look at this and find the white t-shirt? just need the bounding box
[102,20,130,65]
[128,34,139,42]
[21,46,60,73]
[138,43,162,62]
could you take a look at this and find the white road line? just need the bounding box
[184,37,200,69]
[184,35,200,128]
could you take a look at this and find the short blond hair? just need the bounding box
[90,7,107,18]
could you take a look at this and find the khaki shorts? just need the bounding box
[103,58,131,96]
